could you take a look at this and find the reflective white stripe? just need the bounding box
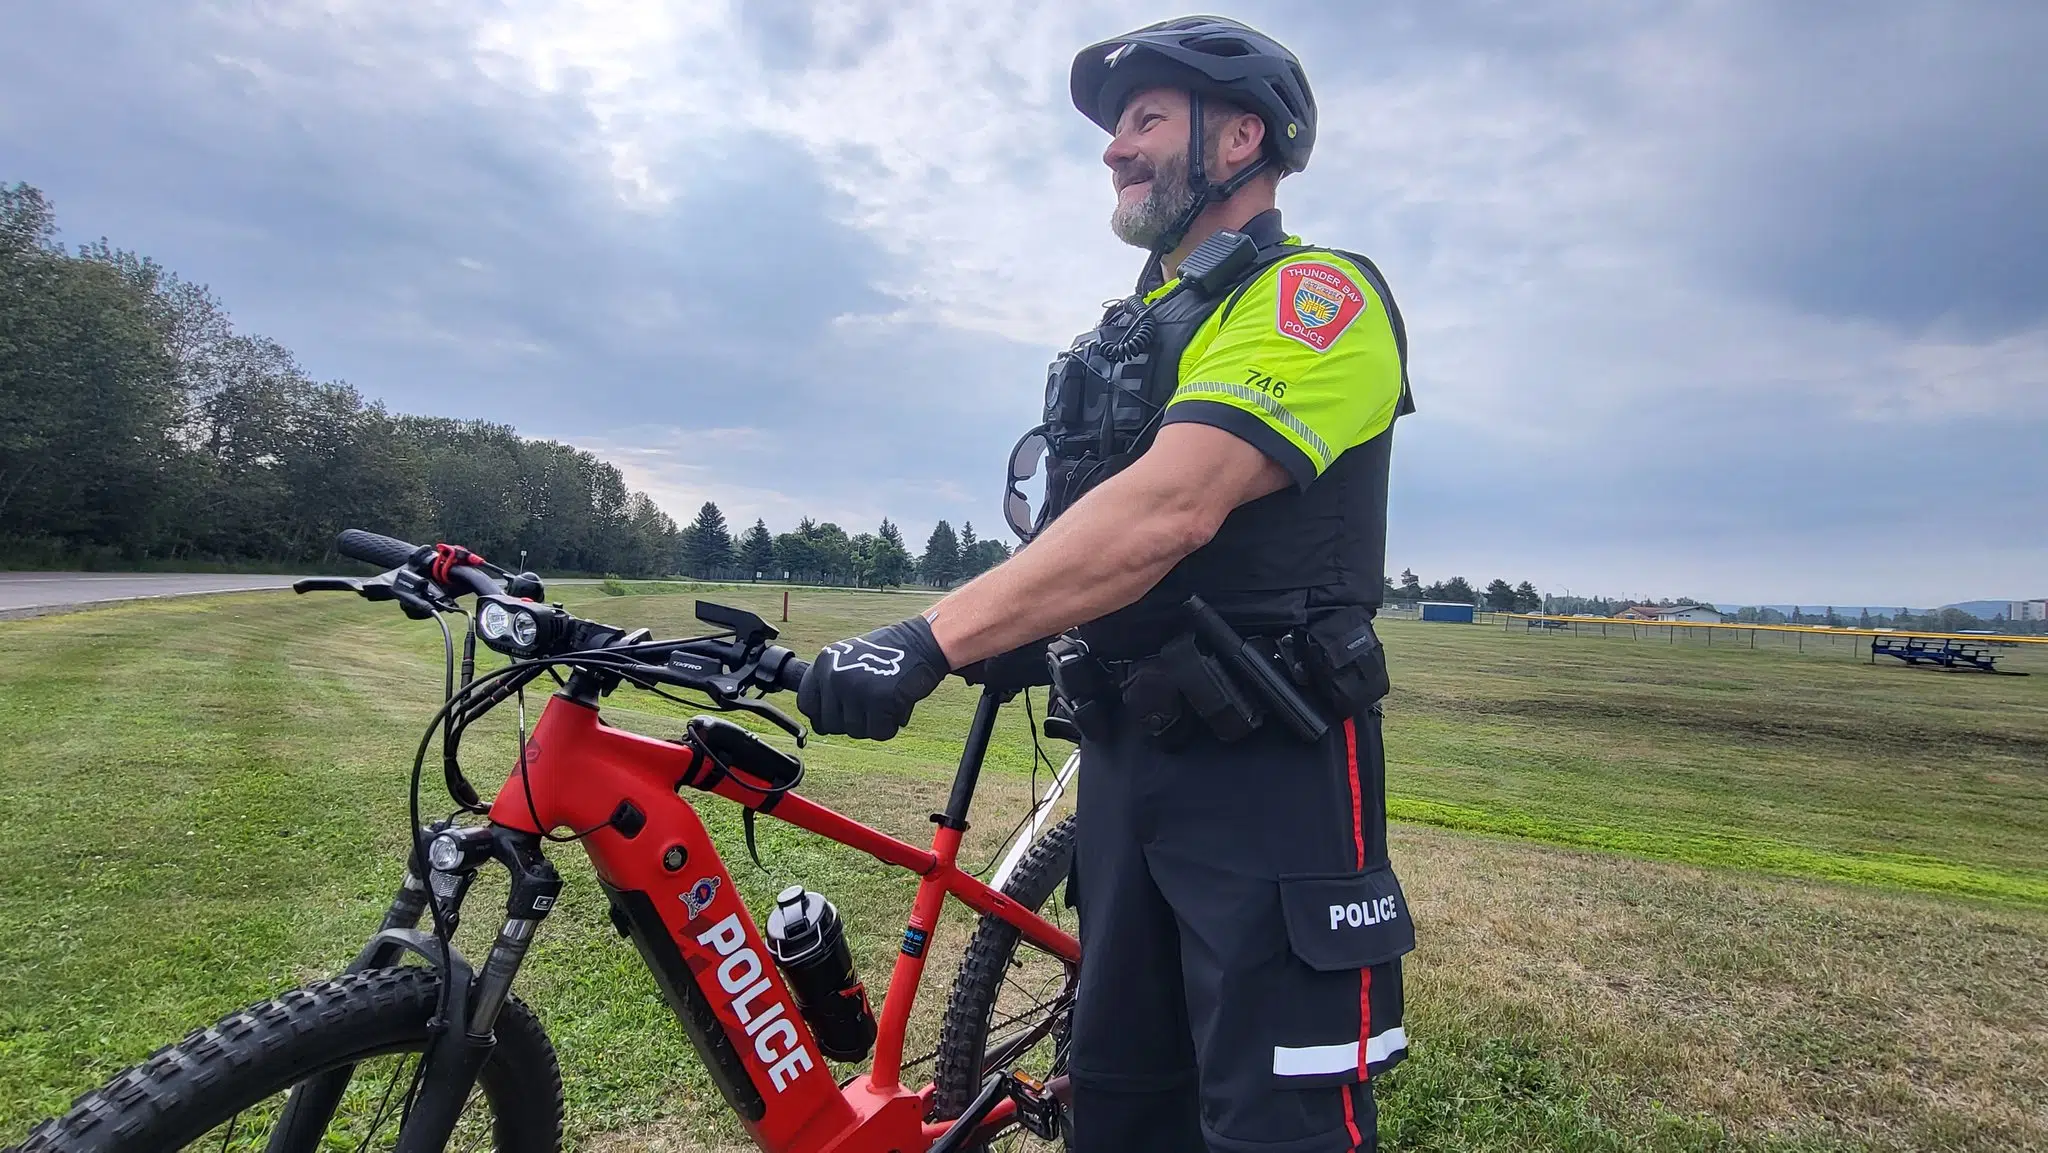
[1271,1028,1409,1078]
[1367,1026,1408,1066]
[1272,1042,1354,1077]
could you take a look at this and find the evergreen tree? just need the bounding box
[738,518,774,577]
[1484,578,1517,611]
[873,518,913,587]
[679,501,732,576]
[922,520,961,586]
[1514,581,1541,613]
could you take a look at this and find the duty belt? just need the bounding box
[1047,597,1332,751]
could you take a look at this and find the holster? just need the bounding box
[1160,633,1261,743]
[1119,633,1267,749]
[1045,636,1115,743]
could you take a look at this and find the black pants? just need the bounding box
[1068,705,1410,1153]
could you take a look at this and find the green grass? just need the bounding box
[1377,617,2048,904]
[0,586,2043,1150]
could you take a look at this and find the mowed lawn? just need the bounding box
[0,586,2043,1152]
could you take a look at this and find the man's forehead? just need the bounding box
[1115,86,1188,127]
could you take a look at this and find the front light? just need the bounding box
[427,833,465,872]
[475,594,563,657]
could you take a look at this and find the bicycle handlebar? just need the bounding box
[325,528,811,698]
[336,528,423,572]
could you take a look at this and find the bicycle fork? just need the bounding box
[265,825,561,1153]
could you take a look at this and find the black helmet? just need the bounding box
[1070,15,1316,173]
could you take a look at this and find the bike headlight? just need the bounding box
[427,832,465,873]
[475,594,565,657]
[510,608,539,649]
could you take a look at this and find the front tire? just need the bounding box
[12,967,563,1153]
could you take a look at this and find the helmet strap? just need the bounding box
[1149,90,1275,257]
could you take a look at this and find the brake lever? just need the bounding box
[718,694,808,746]
[290,571,405,605]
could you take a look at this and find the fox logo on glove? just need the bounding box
[822,638,905,677]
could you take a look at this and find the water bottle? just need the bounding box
[764,886,876,1062]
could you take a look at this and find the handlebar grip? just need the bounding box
[777,656,810,693]
[336,528,422,570]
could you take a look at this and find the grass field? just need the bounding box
[0,585,2043,1151]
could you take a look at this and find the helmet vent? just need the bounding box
[1189,35,1252,57]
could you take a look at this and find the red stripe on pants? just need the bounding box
[1343,715,1372,1078]
[1358,967,1373,1078]
[1341,1084,1363,1149]
[1343,716,1364,869]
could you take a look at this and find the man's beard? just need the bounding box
[1109,149,1198,250]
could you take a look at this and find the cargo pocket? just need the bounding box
[1265,864,1415,1087]
[1278,863,1414,970]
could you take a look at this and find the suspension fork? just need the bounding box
[395,827,560,1153]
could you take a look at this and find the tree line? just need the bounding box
[1382,570,1544,612]
[671,501,1008,587]
[0,182,1005,586]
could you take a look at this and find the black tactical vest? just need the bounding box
[1039,210,1413,658]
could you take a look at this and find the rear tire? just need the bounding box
[934,813,1079,1150]
[12,966,562,1153]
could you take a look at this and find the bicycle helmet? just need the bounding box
[1071,16,1316,253]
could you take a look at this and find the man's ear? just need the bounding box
[1226,112,1266,172]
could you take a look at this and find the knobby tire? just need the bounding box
[11,967,562,1153]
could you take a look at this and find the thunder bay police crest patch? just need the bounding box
[1276,261,1368,352]
[681,876,721,920]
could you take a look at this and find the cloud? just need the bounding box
[3,0,2041,605]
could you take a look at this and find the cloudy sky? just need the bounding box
[5,1,2043,605]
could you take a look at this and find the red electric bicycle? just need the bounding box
[13,530,1082,1153]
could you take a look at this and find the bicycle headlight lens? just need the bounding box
[510,609,539,649]
[478,600,513,641]
[427,833,464,873]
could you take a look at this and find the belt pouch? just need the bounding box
[1119,662,1192,750]
[1304,610,1391,716]
[1160,633,1262,743]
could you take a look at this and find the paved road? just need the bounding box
[0,572,304,616]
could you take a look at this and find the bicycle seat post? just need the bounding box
[936,686,1007,834]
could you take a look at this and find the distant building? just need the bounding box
[1614,603,1725,624]
[2006,600,2048,622]
[1420,601,1476,624]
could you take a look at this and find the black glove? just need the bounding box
[798,615,952,740]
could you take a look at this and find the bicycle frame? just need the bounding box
[474,681,1081,1152]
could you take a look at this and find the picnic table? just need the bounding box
[1870,635,2023,674]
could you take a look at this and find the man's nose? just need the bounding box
[1103,132,1140,169]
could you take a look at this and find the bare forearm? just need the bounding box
[925,473,1206,666]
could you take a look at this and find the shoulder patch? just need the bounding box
[1275,261,1368,353]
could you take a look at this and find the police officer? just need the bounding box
[798,16,1413,1153]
